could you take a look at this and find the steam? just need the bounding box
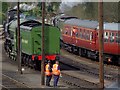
[59,0,90,13]
[14,3,37,11]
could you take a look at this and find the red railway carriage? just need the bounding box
[61,18,120,64]
[62,19,98,58]
[96,23,120,63]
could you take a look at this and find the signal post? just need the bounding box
[98,0,104,89]
[41,2,45,86]
[17,1,22,74]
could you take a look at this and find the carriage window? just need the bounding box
[83,31,86,39]
[82,30,85,39]
[72,27,78,35]
[84,31,87,40]
[86,31,90,40]
[90,32,93,41]
[65,31,68,35]
[71,30,72,36]
[79,29,82,38]
[76,32,79,37]
[110,32,115,43]
[104,32,109,42]
[116,33,120,43]
[118,34,120,43]
[116,33,118,43]
[97,33,98,36]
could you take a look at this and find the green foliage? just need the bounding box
[65,2,119,22]
[0,2,9,23]
[32,7,42,17]
[103,2,118,22]
[37,2,42,9]
[119,2,120,23]
[2,2,9,13]
[52,2,61,12]
[47,4,53,13]
[23,3,42,18]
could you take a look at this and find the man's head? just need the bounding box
[48,60,51,64]
[55,61,59,64]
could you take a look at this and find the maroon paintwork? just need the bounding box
[62,24,120,56]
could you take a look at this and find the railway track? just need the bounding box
[62,58,118,81]
[61,73,98,88]
[60,50,118,85]
[0,26,4,39]
[60,62,99,88]
[1,74,30,89]
[59,58,118,88]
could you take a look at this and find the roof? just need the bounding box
[64,19,98,29]
[9,19,28,29]
[60,16,78,20]
[9,19,53,31]
[64,19,120,31]
[20,20,41,27]
[8,9,22,14]
[9,19,41,32]
[97,23,120,31]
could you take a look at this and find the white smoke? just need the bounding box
[14,3,37,11]
[59,0,91,13]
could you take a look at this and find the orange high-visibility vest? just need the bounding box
[52,64,60,75]
[45,64,52,76]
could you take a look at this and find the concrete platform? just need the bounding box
[0,40,69,88]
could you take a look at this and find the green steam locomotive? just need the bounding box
[4,19,60,70]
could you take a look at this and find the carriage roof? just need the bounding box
[64,19,119,31]
[64,19,98,29]
[97,23,120,31]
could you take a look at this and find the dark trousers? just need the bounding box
[46,75,52,86]
[53,75,59,87]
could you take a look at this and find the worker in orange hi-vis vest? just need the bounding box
[52,61,61,87]
[45,61,52,86]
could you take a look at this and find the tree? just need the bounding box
[1,2,9,23]
[2,2,9,14]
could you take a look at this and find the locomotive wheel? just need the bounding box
[118,58,120,66]
[37,61,41,71]
[72,47,75,53]
[4,42,7,52]
[26,57,29,66]
[29,58,34,69]
[79,48,83,56]
[23,56,26,66]
[11,54,13,60]
[87,51,91,58]
[13,56,17,61]
[25,56,28,66]
[33,60,38,70]
[27,57,30,67]
[21,55,24,65]
[62,43,65,49]
[116,58,119,65]
[33,60,41,71]
[8,51,11,58]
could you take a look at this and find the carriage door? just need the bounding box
[90,31,96,50]
[72,27,78,46]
